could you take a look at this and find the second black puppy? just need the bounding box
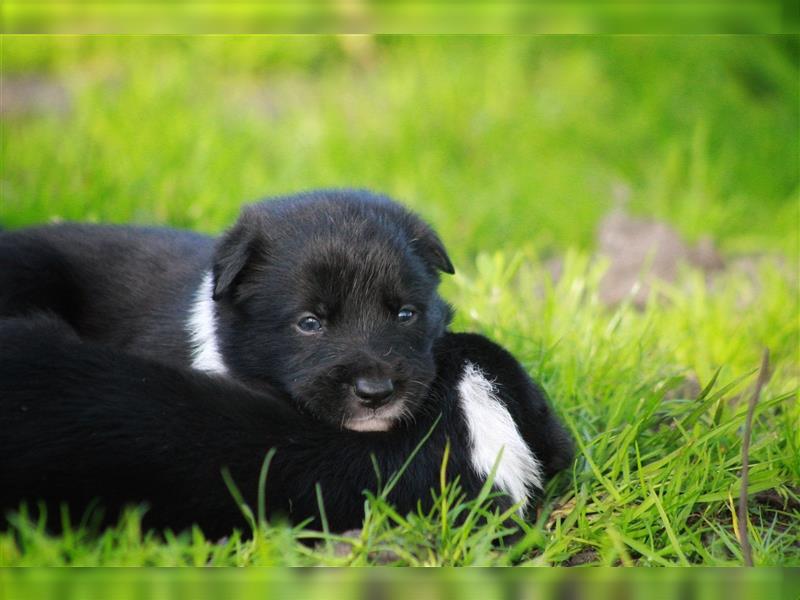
[0,190,454,431]
[0,316,574,538]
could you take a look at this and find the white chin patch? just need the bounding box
[344,417,396,432]
[344,402,405,432]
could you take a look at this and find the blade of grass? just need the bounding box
[220,468,256,532]
[381,414,442,498]
[739,348,770,567]
[648,484,689,565]
[257,448,277,529]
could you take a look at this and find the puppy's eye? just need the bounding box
[297,315,323,333]
[397,307,416,323]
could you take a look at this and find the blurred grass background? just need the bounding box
[1,568,797,599]
[2,36,798,258]
[2,1,793,34]
[1,35,798,566]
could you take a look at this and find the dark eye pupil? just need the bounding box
[398,308,415,321]
[298,316,322,332]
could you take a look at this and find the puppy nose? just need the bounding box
[353,377,394,407]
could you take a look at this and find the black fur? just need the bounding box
[0,190,454,429]
[0,316,573,539]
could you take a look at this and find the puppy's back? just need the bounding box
[0,224,214,362]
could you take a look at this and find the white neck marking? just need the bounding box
[186,271,228,374]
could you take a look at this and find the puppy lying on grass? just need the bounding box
[0,316,573,539]
[0,190,454,432]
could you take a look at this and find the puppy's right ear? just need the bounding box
[407,218,455,276]
[212,207,267,302]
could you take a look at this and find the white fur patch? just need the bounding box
[458,361,542,511]
[344,402,406,432]
[186,271,228,374]
[345,417,395,432]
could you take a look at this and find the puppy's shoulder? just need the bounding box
[435,332,529,386]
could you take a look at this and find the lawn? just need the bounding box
[0,35,798,566]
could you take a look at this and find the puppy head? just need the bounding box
[212,190,454,431]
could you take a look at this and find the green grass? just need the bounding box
[1,35,798,566]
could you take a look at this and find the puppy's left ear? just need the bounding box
[212,206,268,301]
[410,221,455,275]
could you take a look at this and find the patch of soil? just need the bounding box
[754,487,800,512]
[1,76,71,117]
[542,209,794,309]
[663,373,702,401]
[563,548,600,566]
[596,210,725,308]
[316,528,401,564]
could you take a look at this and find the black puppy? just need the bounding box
[0,190,454,431]
[0,317,573,539]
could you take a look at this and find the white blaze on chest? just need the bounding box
[186,271,228,374]
[457,361,542,511]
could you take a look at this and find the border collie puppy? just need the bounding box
[0,316,574,538]
[0,190,455,432]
